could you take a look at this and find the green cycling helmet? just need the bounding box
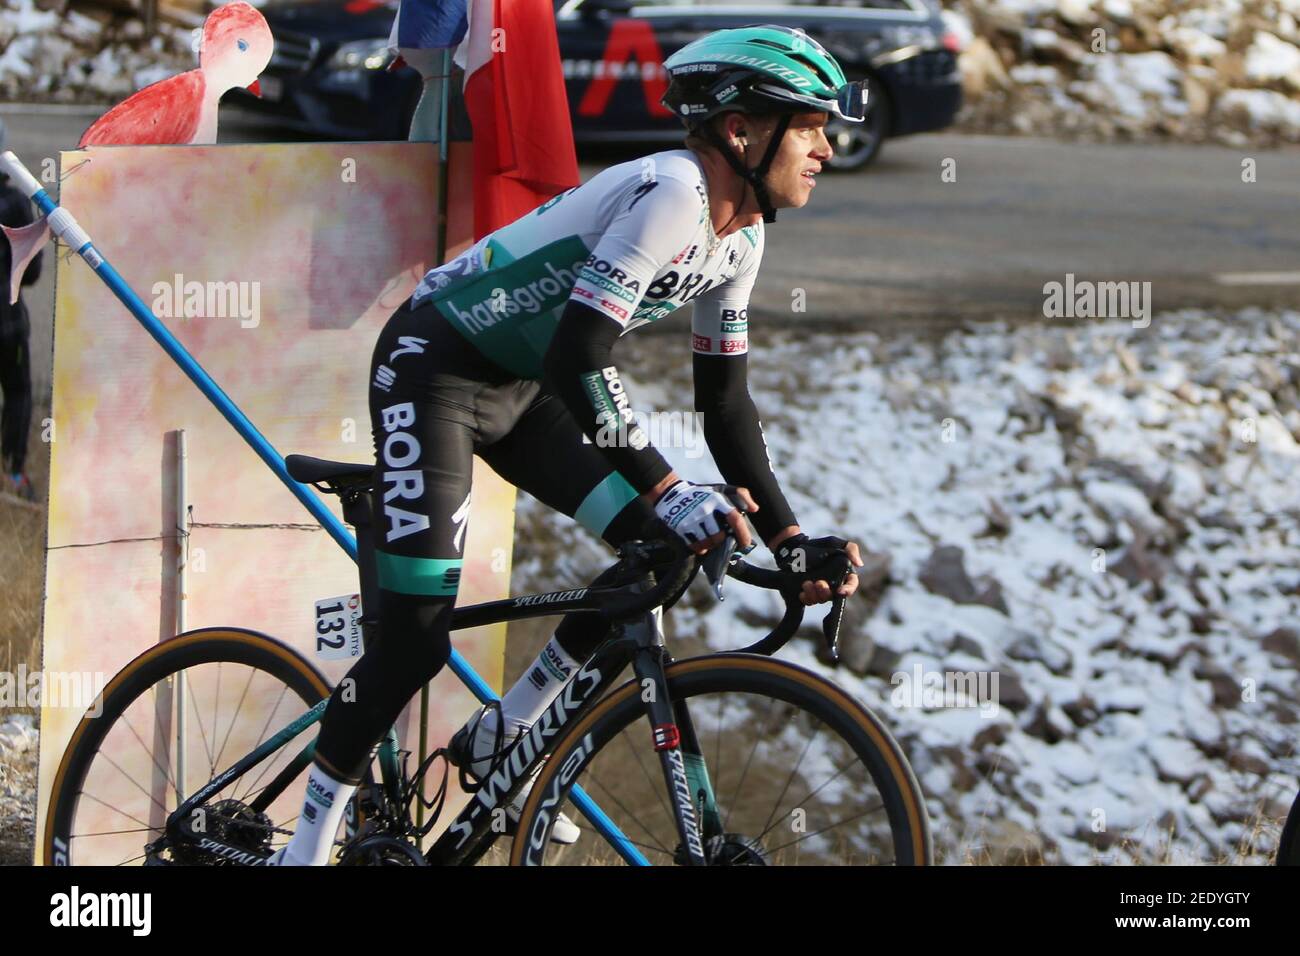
[661,25,868,127]
[660,25,867,223]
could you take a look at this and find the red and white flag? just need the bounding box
[452,0,578,237]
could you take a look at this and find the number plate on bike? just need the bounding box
[314,593,362,661]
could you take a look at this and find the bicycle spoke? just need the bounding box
[590,831,672,859]
[183,669,218,781]
[211,662,223,779]
[584,771,674,857]
[763,801,886,857]
[234,682,295,803]
[756,756,865,843]
[235,742,295,807]
[113,702,178,796]
[722,693,779,832]
[70,824,160,838]
[147,682,181,793]
[213,663,258,775]
[758,718,820,839]
[74,787,165,833]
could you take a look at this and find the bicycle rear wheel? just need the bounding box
[44,627,343,865]
[510,654,931,865]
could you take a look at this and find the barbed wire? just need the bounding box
[47,519,325,550]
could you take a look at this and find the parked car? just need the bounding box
[231,0,963,169]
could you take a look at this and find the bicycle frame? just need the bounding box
[428,597,724,867]
[164,558,738,867]
[164,579,664,865]
[162,488,807,867]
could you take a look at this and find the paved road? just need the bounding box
[4,105,1299,394]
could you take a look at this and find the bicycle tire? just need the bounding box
[1278,789,1300,865]
[44,627,338,865]
[510,653,932,865]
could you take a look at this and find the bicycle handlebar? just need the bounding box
[587,531,855,661]
[726,552,852,659]
[586,538,700,621]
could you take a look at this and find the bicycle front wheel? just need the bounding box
[510,654,932,865]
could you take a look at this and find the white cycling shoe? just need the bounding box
[449,704,581,845]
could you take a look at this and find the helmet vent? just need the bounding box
[792,55,836,88]
[749,38,792,52]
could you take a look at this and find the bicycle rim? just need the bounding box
[511,654,931,865]
[44,628,333,866]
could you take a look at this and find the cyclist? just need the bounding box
[273,25,869,865]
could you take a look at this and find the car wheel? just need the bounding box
[825,76,888,172]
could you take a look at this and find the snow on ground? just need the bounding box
[1245,31,1300,87]
[511,308,1300,864]
[0,0,194,103]
[0,714,37,865]
[1218,88,1300,128]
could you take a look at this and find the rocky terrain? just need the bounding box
[0,715,38,865]
[947,0,1300,143]
[0,0,195,105]
[511,307,1300,864]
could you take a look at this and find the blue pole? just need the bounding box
[13,160,647,866]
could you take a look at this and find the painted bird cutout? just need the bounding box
[3,2,275,303]
[79,1,274,147]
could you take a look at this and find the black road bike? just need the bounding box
[44,455,932,866]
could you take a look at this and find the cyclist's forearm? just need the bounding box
[694,353,798,543]
[544,301,674,494]
[702,410,798,543]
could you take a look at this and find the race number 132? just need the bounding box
[314,594,362,661]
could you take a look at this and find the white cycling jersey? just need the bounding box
[410,148,762,378]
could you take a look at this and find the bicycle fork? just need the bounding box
[630,607,723,867]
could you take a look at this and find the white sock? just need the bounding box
[277,764,358,866]
[498,636,580,731]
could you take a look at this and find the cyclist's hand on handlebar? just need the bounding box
[773,533,864,606]
[653,480,756,556]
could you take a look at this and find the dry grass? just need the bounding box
[0,397,50,866]
[1,395,50,714]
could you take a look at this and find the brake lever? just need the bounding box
[819,554,854,662]
[822,595,846,661]
[701,535,738,600]
[699,484,756,602]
